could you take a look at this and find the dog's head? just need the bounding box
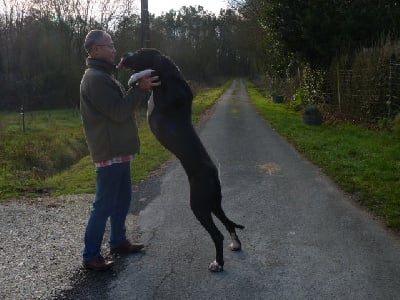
[117,48,162,72]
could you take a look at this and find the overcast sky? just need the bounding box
[137,0,230,16]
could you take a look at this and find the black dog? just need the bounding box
[118,48,244,272]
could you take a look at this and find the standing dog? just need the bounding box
[117,48,244,272]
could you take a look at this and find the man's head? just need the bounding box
[84,30,116,64]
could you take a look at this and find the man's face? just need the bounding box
[90,33,116,64]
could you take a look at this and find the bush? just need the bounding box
[289,87,306,111]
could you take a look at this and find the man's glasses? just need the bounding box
[96,44,115,50]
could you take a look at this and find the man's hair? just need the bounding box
[84,30,106,53]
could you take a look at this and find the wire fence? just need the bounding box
[321,59,400,123]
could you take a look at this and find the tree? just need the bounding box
[0,0,258,110]
[236,0,400,69]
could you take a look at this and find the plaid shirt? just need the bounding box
[95,155,134,168]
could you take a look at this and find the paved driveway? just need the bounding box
[65,79,400,299]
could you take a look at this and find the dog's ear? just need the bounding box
[137,48,162,69]
[152,53,163,71]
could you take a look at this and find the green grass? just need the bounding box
[0,84,228,200]
[246,81,400,231]
[0,110,87,199]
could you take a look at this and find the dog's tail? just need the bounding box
[234,223,245,230]
[217,213,245,232]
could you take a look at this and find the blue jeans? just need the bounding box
[83,162,132,261]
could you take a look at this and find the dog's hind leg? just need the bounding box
[228,230,242,252]
[207,172,245,252]
[191,207,225,272]
[210,186,244,251]
[189,174,225,273]
[212,206,244,252]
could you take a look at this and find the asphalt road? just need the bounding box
[62,79,400,299]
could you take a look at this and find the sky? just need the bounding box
[138,0,230,16]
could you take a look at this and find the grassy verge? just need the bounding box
[246,81,400,231]
[0,110,87,199]
[0,83,229,200]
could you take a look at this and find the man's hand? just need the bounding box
[138,74,161,91]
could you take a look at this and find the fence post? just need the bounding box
[20,105,26,133]
[298,67,302,88]
[336,63,341,112]
[388,53,396,118]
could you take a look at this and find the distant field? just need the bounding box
[0,109,83,135]
[0,83,229,200]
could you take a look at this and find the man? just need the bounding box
[80,30,160,271]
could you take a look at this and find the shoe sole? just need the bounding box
[83,263,114,271]
[110,246,144,255]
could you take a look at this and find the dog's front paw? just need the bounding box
[208,260,223,272]
[128,69,154,86]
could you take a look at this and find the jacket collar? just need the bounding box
[86,58,116,74]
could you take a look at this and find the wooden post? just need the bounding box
[388,54,396,118]
[141,0,150,48]
[336,63,341,112]
[20,105,25,133]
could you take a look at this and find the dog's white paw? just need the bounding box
[208,260,223,272]
[229,239,242,251]
[128,69,154,86]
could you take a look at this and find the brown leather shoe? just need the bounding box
[110,240,144,255]
[83,256,114,271]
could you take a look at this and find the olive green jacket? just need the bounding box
[80,58,149,162]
